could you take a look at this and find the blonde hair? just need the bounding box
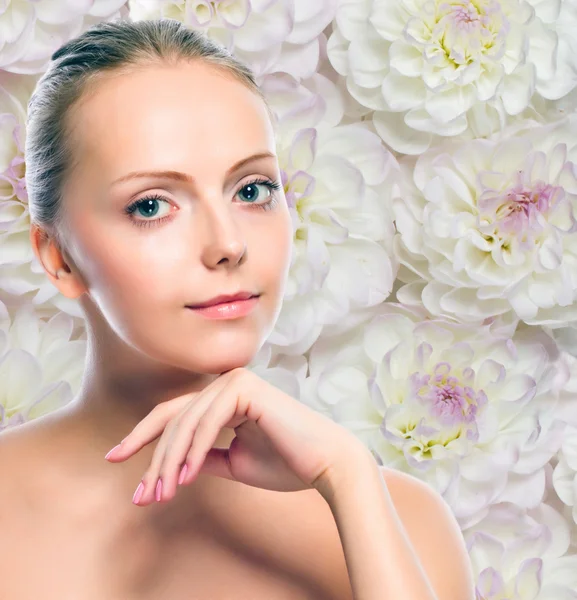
[25,18,272,247]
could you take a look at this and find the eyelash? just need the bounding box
[124,177,283,229]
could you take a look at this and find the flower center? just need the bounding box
[412,362,486,426]
[447,1,484,30]
[424,0,510,66]
[478,168,565,243]
[498,180,561,221]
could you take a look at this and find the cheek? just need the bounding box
[257,218,291,274]
[69,222,178,321]
[258,212,293,297]
[277,212,294,283]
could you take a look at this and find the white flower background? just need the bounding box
[1,0,577,595]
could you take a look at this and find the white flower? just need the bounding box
[0,70,85,320]
[551,352,577,529]
[327,0,577,154]
[525,84,577,126]
[553,426,577,529]
[546,324,577,359]
[463,502,577,599]
[249,350,308,398]
[260,73,398,354]
[393,115,577,327]
[0,0,130,74]
[128,0,338,80]
[304,303,565,524]
[0,299,86,430]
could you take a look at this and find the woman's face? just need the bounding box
[58,61,293,374]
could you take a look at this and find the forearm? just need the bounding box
[319,450,438,600]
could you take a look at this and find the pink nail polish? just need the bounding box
[155,478,163,502]
[105,444,122,460]
[178,464,188,485]
[132,481,144,505]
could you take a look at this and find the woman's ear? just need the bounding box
[29,223,87,299]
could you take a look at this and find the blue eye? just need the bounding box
[124,194,173,229]
[236,178,282,210]
[124,177,282,229]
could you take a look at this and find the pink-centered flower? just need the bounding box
[327,0,577,154]
[393,115,577,326]
[304,303,564,523]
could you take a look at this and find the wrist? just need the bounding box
[313,440,378,505]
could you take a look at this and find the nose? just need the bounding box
[198,201,247,269]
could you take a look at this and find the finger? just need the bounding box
[106,393,194,462]
[180,378,252,487]
[136,374,233,504]
[154,375,232,502]
[135,416,182,506]
[137,390,217,505]
[109,372,236,463]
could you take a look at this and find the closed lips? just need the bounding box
[186,292,258,308]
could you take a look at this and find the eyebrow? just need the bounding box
[110,151,277,188]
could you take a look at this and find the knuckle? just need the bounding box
[235,368,254,387]
[150,403,165,416]
[231,367,248,380]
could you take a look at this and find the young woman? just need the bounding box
[0,18,474,600]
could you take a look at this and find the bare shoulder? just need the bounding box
[0,421,37,475]
[0,413,68,508]
[0,419,47,499]
[0,413,57,459]
[379,466,475,600]
[0,423,42,537]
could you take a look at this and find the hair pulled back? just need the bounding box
[24,18,268,248]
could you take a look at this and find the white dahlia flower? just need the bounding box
[0,299,86,431]
[394,115,577,327]
[0,0,129,74]
[553,425,577,530]
[551,352,577,530]
[463,502,577,599]
[546,324,577,358]
[261,74,398,355]
[303,303,565,525]
[249,350,308,399]
[327,0,577,154]
[0,70,85,321]
[128,0,338,80]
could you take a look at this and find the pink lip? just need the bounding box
[186,295,260,320]
[187,291,256,309]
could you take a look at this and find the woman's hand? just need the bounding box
[104,367,372,506]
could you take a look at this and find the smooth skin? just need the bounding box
[0,60,474,599]
[104,367,368,503]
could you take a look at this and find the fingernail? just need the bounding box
[132,481,144,505]
[155,478,163,502]
[105,444,122,460]
[178,464,188,485]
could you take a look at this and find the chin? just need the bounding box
[196,360,251,376]
[187,354,255,375]
[163,338,262,375]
